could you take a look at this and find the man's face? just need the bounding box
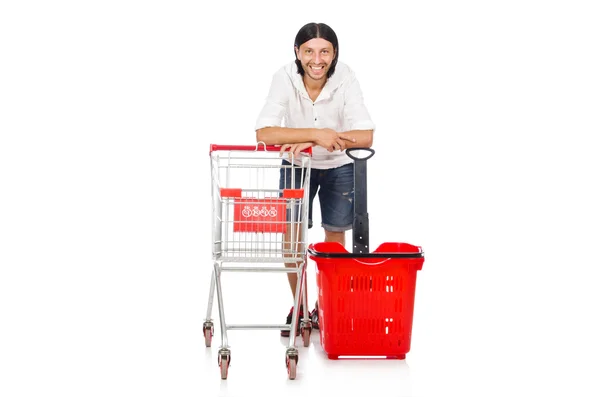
[295,38,335,82]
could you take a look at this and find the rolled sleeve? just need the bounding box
[255,70,290,131]
[343,74,376,131]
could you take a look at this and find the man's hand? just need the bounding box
[314,128,356,152]
[279,142,313,160]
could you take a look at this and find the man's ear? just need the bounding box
[294,45,299,59]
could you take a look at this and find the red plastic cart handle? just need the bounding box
[210,142,312,155]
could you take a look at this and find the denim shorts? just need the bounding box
[279,160,354,232]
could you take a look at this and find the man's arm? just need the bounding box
[256,127,317,145]
[339,129,373,149]
[257,127,356,152]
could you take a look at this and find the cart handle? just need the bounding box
[210,142,312,155]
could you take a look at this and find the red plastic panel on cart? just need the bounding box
[220,188,242,198]
[233,198,287,233]
[282,189,304,199]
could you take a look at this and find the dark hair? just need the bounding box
[294,22,339,78]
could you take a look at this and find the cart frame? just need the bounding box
[203,142,312,380]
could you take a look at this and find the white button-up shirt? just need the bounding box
[255,61,375,169]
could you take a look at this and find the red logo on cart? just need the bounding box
[233,198,286,233]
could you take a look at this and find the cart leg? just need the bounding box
[203,269,216,347]
[288,264,302,348]
[290,260,310,348]
[300,260,312,347]
[214,261,229,350]
[301,259,310,324]
[205,268,216,322]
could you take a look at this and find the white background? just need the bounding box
[1,1,599,396]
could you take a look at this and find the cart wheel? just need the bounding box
[203,321,213,348]
[286,356,297,380]
[218,352,230,380]
[204,327,213,347]
[301,327,311,347]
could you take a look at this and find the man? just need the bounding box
[255,22,375,336]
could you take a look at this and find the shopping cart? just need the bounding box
[203,143,312,380]
[307,148,425,359]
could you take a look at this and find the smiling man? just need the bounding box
[255,22,375,336]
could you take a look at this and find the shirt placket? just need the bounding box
[301,90,319,128]
[313,85,332,128]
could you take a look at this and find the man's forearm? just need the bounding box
[256,127,316,145]
[341,130,374,148]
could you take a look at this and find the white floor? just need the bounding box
[201,330,414,397]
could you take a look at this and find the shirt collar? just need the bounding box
[288,62,347,103]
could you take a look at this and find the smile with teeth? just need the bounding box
[310,65,324,71]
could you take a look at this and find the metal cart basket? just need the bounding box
[203,143,312,380]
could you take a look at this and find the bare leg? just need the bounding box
[285,228,346,296]
[285,228,347,295]
[285,263,299,299]
[324,229,345,246]
[310,229,347,319]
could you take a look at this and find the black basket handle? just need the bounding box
[346,148,375,254]
[346,147,375,162]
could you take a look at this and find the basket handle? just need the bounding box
[346,148,375,254]
[346,147,375,162]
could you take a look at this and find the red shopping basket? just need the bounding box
[307,148,425,359]
[307,242,424,359]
